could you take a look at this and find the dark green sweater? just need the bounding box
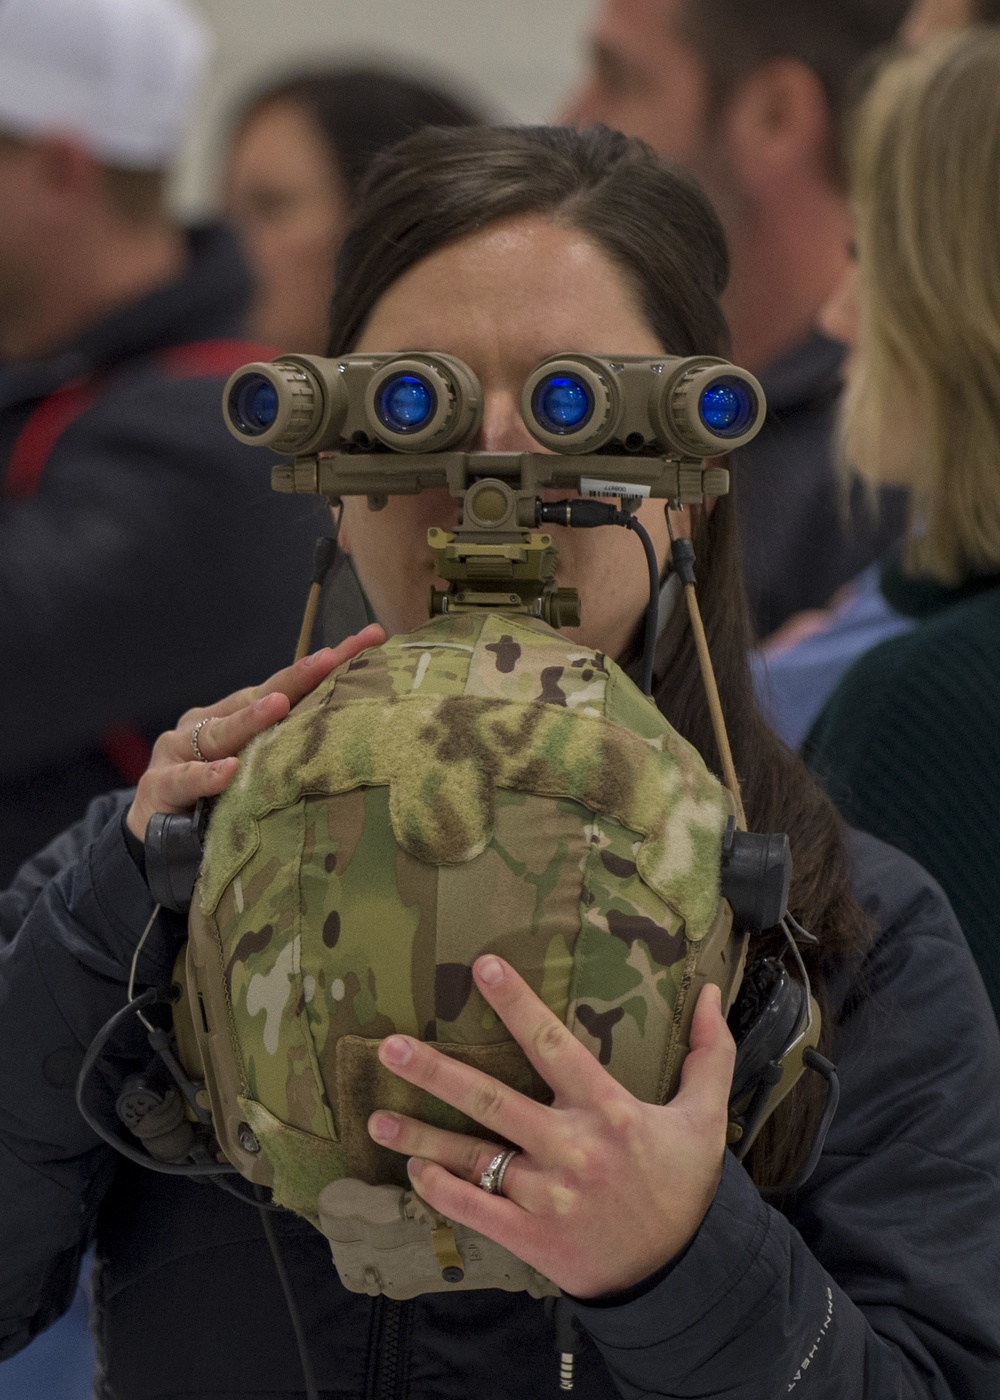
[806,558,1000,1021]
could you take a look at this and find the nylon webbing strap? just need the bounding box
[4,377,103,500]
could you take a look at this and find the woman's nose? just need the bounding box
[470,392,540,454]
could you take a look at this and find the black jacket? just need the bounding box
[734,333,908,639]
[0,797,997,1399]
[0,227,324,882]
[806,561,1000,1022]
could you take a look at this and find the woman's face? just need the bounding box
[225,99,349,353]
[341,214,681,662]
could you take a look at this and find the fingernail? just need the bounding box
[380,1036,414,1067]
[407,1157,425,1180]
[210,759,235,774]
[476,956,504,987]
[253,696,272,713]
[370,1112,399,1142]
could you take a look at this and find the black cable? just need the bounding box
[537,499,661,696]
[257,1194,320,1400]
[76,991,236,1178]
[760,1050,841,1198]
[624,515,660,697]
[211,1173,286,1212]
[83,994,316,1400]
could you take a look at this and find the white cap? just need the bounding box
[0,0,210,168]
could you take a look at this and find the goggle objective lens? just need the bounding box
[230,375,280,435]
[533,375,593,434]
[699,378,756,438]
[378,373,436,433]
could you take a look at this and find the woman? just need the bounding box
[805,31,1000,1022]
[223,67,483,351]
[0,126,997,1399]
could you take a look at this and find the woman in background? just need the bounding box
[224,66,484,350]
[223,66,486,645]
[805,29,1000,1020]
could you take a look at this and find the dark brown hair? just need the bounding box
[232,66,484,204]
[329,124,871,1187]
[678,0,912,183]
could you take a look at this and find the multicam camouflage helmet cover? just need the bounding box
[182,609,743,1299]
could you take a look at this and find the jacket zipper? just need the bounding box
[368,1297,410,1400]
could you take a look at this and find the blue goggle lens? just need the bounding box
[532,375,593,434]
[699,378,757,438]
[230,374,280,435]
[377,373,436,433]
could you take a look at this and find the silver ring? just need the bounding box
[479,1148,518,1196]
[190,717,214,763]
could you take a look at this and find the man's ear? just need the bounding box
[34,136,104,222]
[721,58,834,195]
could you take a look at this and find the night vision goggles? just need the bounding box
[223,351,764,460]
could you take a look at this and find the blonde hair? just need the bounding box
[843,29,1000,584]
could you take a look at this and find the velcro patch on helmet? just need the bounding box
[201,614,730,943]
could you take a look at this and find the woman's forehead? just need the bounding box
[354,215,662,371]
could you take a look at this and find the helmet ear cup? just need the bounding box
[727,958,824,1166]
[144,800,208,914]
[728,958,805,1105]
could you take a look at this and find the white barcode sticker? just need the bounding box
[579,478,651,499]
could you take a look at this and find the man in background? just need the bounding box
[564,0,911,638]
[0,0,322,884]
[905,0,1000,41]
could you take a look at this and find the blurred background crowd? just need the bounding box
[2,0,1000,1394]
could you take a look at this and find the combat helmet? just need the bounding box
[179,604,741,1297]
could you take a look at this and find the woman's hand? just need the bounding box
[126,625,386,841]
[368,955,736,1299]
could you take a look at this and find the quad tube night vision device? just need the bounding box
[224,351,765,461]
[222,348,768,702]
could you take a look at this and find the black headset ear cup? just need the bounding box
[728,958,805,1106]
[144,800,208,914]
